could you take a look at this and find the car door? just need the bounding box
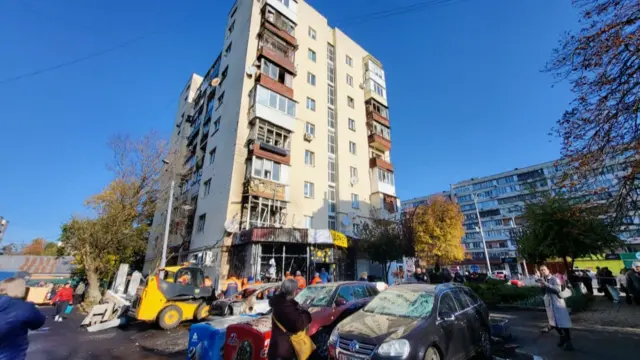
[437,291,465,360]
[351,284,372,310]
[451,289,477,359]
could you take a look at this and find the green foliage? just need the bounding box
[514,195,621,269]
[360,218,410,280]
[466,281,540,307]
[43,242,58,256]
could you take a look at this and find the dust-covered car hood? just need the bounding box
[334,310,422,344]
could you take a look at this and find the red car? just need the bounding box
[224,281,379,359]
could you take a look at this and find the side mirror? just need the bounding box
[439,311,455,322]
[334,298,347,307]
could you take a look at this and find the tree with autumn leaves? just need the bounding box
[360,195,465,276]
[59,132,167,304]
[21,238,58,256]
[546,0,640,225]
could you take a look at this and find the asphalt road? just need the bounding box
[26,306,639,360]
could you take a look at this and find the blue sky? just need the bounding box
[0,0,578,244]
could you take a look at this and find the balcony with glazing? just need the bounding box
[368,122,391,151]
[257,30,296,74]
[263,0,298,24]
[248,85,296,132]
[256,58,294,99]
[262,4,297,47]
[366,99,390,128]
[244,155,290,202]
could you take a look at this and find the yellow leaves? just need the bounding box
[412,196,465,266]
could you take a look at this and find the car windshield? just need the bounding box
[295,285,338,307]
[363,289,435,319]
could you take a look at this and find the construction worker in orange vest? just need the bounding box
[219,274,241,298]
[311,272,323,285]
[294,271,307,289]
[285,271,294,280]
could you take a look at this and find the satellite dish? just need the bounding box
[350,176,359,186]
[246,66,257,77]
[210,77,221,87]
[224,214,239,233]
[341,215,351,226]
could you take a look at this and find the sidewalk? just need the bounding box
[570,295,640,330]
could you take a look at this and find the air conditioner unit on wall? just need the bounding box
[304,132,314,142]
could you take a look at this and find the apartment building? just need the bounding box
[403,158,640,274]
[145,0,399,280]
[0,216,7,243]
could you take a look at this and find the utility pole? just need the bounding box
[160,179,175,274]
[472,195,492,274]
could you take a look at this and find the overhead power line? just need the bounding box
[336,0,468,27]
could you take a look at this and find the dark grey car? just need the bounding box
[328,283,491,360]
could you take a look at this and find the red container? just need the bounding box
[224,316,272,360]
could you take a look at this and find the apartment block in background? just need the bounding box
[403,158,640,274]
[145,0,399,282]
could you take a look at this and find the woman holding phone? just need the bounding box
[538,265,573,351]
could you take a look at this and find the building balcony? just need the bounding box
[250,142,291,165]
[261,18,297,48]
[249,85,296,132]
[366,107,390,128]
[256,72,294,99]
[244,177,290,202]
[369,157,393,172]
[257,35,296,74]
[264,0,297,24]
[368,133,391,151]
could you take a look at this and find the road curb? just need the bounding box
[571,323,640,335]
[495,304,546,312]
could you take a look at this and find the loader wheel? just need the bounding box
[158,305,183,330]
[195,302,210,321]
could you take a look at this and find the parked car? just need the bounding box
[328,283,491,360]
[491,270,507,279]
[210,282,281,316]
[223,281,379,359]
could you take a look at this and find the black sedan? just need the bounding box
[328,283,491,360]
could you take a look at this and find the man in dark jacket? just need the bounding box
[0,277,46,360]
[626,261,640,305]
[268,278,312,360]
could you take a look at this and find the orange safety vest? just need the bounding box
[294,276,306,289]
[311,277,322,285]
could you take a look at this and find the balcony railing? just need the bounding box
[258,33,296,74]
[368,133,391,151]
[250,142,291,165]
[369,157,393,172]
[366,107,390,128]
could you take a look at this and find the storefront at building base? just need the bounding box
[225,227,355,282]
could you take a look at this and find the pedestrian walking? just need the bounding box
[617,268,632,305]
[73,280,86,306]
[50,282,73,322]
[0,277,46,360]
[538,265,573,351]
[268,279,313,360]
[625,261,640,305]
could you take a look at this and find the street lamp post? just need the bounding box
[472,195,492,274]
[160,178,176,273]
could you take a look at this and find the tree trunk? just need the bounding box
[85,268,102,306]
[562,256,571,274]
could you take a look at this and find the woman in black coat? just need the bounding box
[268,279,312,360]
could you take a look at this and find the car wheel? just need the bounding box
[312,329,330,359]
[476,327,492,359]
[424,346,440,360]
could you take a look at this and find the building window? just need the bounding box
[305,150,315,166]
[327,108,335,129]
[264,6,295,35]
[219,66,229,86]
[197,214,206,232]
[306,97,316,111]
[328,131,336,155]
[308,48,316,62]
[353,223,361,236]
[346,74,353,86]
[327,63,335,84]
[227,20,235,38]
[368,100,389,118]
[256,120,290,149]
[203,179,211,196]
[308,27,316,40]
[348,118,356,131]
[224,42,232,56]
[328,215,337,230]
[377,168,395,186]
[328,158,336,183]
[347,96,354,108]
[252,157,282,182]
[305,122,315,136]
[327,85,335,106]
[350,166,358,179]
[213,117,221,134]
[229,6,237,18]
[209,147,216,164]
[346,55,353,66]
[304,216,313,229]
[307,72,316,86]
[351,194,360,209]
[216,92,225,109]
[349,141,356,154]
[328,185,336,213]
[253,85,296,116]
[304,182,315,198]
[262,58,293,88]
